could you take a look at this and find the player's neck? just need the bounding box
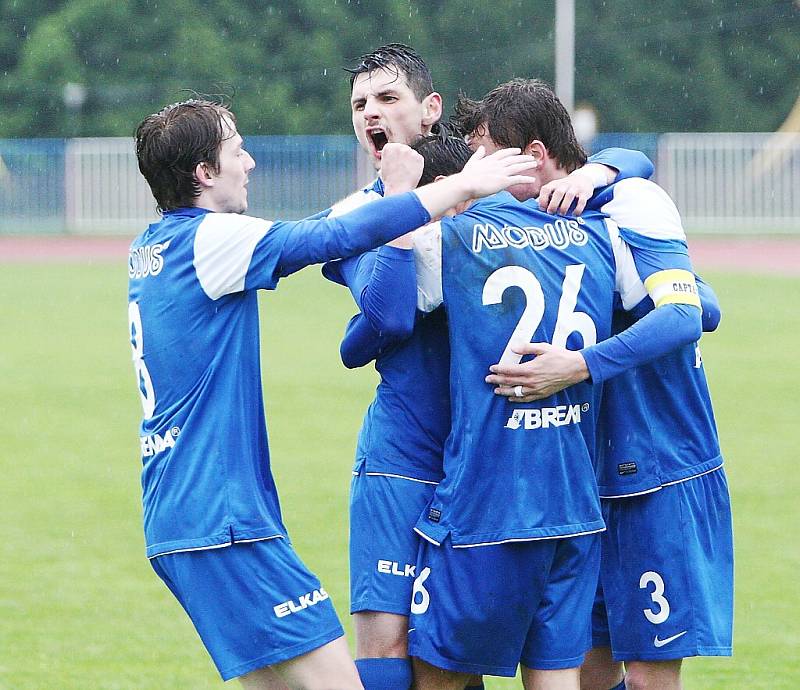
[538,159,568,187]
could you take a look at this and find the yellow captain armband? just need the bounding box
[643,269,701,308]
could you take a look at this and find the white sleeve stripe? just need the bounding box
[328,188,382,217]
[412,221,443,312]
[606,217,648,310]
[193,213,272,300]
[600,178,686,242]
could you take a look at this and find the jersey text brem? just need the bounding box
[504,403,588,430]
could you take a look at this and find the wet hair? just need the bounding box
[452,78,587,172]
[345,43,434,102]
[135,99,234,212]
[410,126,473,185]
[449,93,484,140]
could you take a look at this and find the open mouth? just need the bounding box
[368,129,389,154]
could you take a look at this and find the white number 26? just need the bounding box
[482,264,597,365]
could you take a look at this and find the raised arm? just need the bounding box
[538,147,654,216]
[589,147,654,183]
[194,144,535,300]
[276,144,534,277]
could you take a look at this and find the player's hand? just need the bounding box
[380,143,424,195]
[458,146,537,198]
[538,171,595,216]
[485,342,590,402]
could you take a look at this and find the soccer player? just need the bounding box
[406,168,702,690]
[470,81,733,690]
[324,44,656,690]
[405,82,708,690]
[127,98,536,689]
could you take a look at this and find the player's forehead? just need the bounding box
[220,116,242,148]
[351,67,417,102]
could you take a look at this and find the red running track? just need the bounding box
[0,235,799,275]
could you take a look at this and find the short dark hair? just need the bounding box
[135,99,234,213]
[410,127,473,185]
[452,79,587,172]
[345,43,434,102]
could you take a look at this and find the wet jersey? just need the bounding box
[127,194,430,558]
[322,149,655,483]
[411,192,641,546]
[583,178,723,496]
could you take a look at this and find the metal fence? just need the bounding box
[654,132,800,234]
[1,133,798,235]
[0,135,372,235]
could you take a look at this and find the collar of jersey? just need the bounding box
[163,206,212,218]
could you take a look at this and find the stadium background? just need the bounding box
[1,1,799,688]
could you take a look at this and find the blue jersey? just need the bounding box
[412,192,640,546]
[127,195,430,558]
[323,179,449,482]
[583,179,723,496]
[325,149,654,483]
[324,260,449,482]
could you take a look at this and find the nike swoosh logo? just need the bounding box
[653,630,688,648]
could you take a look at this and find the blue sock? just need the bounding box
[609,681,626,690]
[355,657,412,690]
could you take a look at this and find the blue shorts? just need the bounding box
[592,468,733,660]
[151,538,344,681]
[350,470,437,615]
[408,533,600,677]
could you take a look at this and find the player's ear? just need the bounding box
[195,161,215,188]
[421,92,443,128]
[524,140,546,168]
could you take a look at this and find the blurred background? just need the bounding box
[1,2,799,689]
[0,0,799,235]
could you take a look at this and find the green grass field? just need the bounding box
[0,260,798,689]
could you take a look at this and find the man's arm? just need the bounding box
[589,147,654,182]
[697,274,722,332]
[339,312,399,369]
[194,144,536,300]
[322,149,431,360]
[326,245,418,341]
[486,281,702,402]
[489,272,720,400]
[538,148,654,215]
[277,144,535,278]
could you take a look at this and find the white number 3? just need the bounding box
[639,570,671,624]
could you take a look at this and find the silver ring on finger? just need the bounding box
[514,385,524,398]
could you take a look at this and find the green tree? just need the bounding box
[0,0,797,137]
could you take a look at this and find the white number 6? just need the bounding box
[410,567,432,615]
